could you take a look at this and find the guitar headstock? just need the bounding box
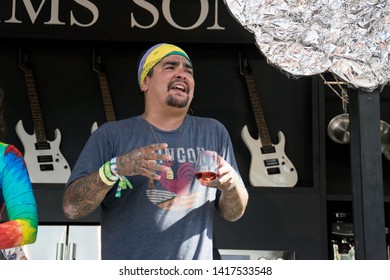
[92,49,105,73]
[19,48,32,72]
[238,52,252,77]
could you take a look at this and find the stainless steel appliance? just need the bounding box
[330,213,389,260]
[218,249,295,260]
[22,225,101,260]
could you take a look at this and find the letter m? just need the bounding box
[6,0,49,24]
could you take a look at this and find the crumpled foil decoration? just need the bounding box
[224,0,390,92]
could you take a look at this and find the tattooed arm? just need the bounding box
[204,157,248,222]
[217,178,248,222]
[63,171,110,220]
[63,143,172,220]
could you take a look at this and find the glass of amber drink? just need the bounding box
[195,149,219,184]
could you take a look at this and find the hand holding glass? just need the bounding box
[195,150,219,184]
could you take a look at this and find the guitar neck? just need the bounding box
[244,74,272,146]
[97,71,116,122]
[24,69,48,143]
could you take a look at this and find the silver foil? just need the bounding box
[224,0,390,92]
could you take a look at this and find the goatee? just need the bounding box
[166,95,189,108]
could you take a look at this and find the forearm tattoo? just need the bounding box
[218,182,248,222]
[63,171,112,219]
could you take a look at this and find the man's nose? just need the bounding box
[175,63,189,78]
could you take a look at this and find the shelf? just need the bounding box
[248,186,318,195]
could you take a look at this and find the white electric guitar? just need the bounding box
[15,51,71,184]
[239,54,298,187]
[91,51,116,133]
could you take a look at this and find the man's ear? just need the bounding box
[141,82,148,92]
[141,79,148,92]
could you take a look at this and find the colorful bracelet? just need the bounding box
[109,157,133,198]
[104,161,118,182]
[110,157,120,176]
[99,165,116,186]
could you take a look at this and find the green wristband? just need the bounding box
[104,161,118,182]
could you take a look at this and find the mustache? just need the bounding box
[167,78,190,94]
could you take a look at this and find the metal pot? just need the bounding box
[380,121,390,153]
[327,113,390,150]
[327,113,350,144]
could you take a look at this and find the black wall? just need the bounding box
[1,0,389,261]
[0,39,326,259]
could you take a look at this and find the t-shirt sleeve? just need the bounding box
[1,144,38,247]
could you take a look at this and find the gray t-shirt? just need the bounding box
[66,115,242,260]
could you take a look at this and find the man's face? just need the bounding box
[142,55,195,109]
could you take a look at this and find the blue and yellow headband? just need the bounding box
[137,43,192,89]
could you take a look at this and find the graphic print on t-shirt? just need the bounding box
[146,159,200,211]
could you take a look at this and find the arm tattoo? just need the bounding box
[63,171,112,220]
[218,183,248,222]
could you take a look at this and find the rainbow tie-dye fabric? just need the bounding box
[0,142,38,250]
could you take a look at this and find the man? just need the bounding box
[63,43,248,260]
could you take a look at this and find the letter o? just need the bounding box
[162,0,208,30]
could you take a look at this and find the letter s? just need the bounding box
[70,0,99,27]
[131,0,159,29]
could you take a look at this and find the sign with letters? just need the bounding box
[0,0,253,43]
